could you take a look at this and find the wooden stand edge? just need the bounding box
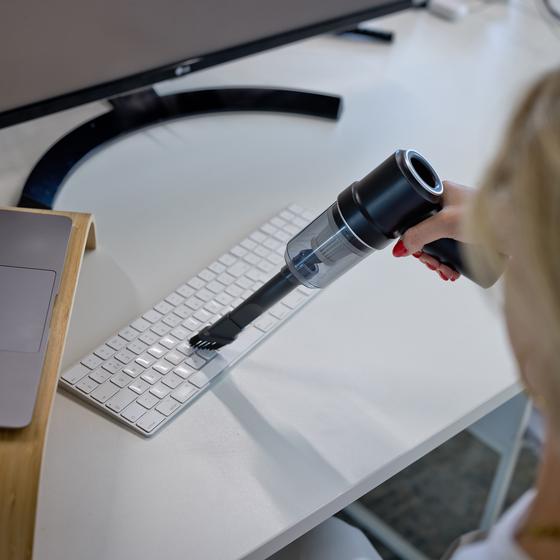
[0,207,97,560]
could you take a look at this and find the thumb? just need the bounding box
[400,209,460,254]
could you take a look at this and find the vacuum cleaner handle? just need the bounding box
[422,238,499,288]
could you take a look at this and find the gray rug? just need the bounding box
[339,430,539,559]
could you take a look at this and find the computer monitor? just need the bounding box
[0,0,411,129]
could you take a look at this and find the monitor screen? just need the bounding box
[0,0,410,128]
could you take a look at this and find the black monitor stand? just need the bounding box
[18,87,342,210]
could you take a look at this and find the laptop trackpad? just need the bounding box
[0,265,56,353]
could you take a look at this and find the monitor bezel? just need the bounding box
[0,0,412,129]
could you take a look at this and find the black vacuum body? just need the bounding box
[190,149,491,350]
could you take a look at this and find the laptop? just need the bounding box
[0,210,71,429]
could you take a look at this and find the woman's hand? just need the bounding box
[392,181,474,281]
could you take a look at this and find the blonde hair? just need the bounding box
[468,68,560,430]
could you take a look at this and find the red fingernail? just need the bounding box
[413,252,422,258]
[392,240,409,257]
[438,271,449,281]
[426,264,437,270]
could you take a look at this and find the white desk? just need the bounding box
[0,4,557,560]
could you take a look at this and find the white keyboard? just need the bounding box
[60,205,317,436]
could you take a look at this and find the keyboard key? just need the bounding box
[258,260,276,273]
[143,309,163,324]
[217,272,235,285]
[283,290,306,309]
[209,261,226,274]
[137,392,160,409]
[261,223,276,235]
[106,388,137,413]
[164,351,183,365]
[94,345,114,360]
[196,348,217,361]
[205,301,222,314]
[194,309,212,323]
[81,354,103,370]
[131,318,150,332]
[171,326,189,340]
[127,340,148,355]
[226,284,243,297]
[228,262,250,278]
[185,296,204,311]
[185,354,206,370]
[188,277,205,290]
[270,303,290,320]
[263,237,281,250]
[207,280,225,294]
[284,224,300,236]
[154,300,173,315]
[136,353,155,368]
[280,209,295,221]
[218,254,236,266]
[162,313,182,327]
[150,322,169,336]
[255,314,276,332]
[241,238,257,251]
[270,216,287,229]
[160,335,178,349]
[91,381,120,403]
[254,245,269,258]
[141,369,163,385]
[273,230,291,242]
[102,359,121,374]
[122,364,144,378]
[215,292,233,306]
[182,317,201,331]
[153,360,173,375]
[267,252,284,265]
[171,382,197,403]
[114,349,135,364]
[231,245,247,258]
[246,269,263,282]
[139,330,160,345]
[199,268,216,282]
[177,284,196,298]
[62,364,90,384]
[173,304,191,319]
[107,335,127,351]
[162,373,182,389]
[111,370,132,387]
[156,396,181,416]
[129,378,150,394]
[236,276,253,290]
[89,367,112,384]
[76,376,99,394]
[147,345,166,358]
[137,409,165,433]
[175,341,193,355]
[244,251,261,265]
[150,382,171,399]
[121,402,147,423]
[250,231,266,243]
[173,364,195,379]
[119,327,138,341]
[195,288,214,302]
[165,292,184,306]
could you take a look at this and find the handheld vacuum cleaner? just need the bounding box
[190,149,496,350]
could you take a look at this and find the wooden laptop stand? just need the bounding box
[0,207,96,560]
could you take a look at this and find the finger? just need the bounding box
[437,263,460,281]
[442,180,472,206]
[401,207,462,254]
[418,253,440,270]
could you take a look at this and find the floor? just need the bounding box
[340,429,540,559]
